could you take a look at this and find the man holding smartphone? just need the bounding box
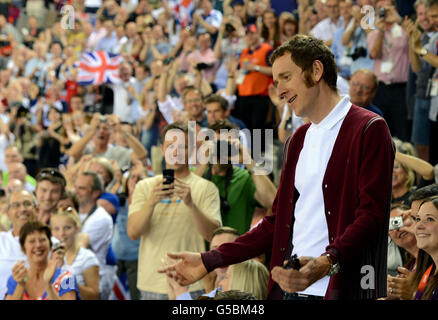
[127,123,221,300]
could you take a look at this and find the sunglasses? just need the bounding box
[37,169,66,186]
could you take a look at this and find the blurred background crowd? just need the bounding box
[0,0,438,301]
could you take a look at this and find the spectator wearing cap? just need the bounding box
[35,168,66,225]
[233,23,272,149]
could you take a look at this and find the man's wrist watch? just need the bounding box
[418,47,428,57]
[325,254,340,276]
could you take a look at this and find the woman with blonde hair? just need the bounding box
[392,138,435,206]
[219,259,269,300]
[50,207,100,300]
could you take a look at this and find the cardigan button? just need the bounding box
[285,224,290,228]
[324,184,328,188]
[280,247,285,252]
[328,211,331,215]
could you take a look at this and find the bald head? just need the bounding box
[6,179,24,196]
[8,162,27,183]
[349,69,378,108]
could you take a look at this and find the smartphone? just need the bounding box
[283,254,301,270]
[52,242,65,253]
[379,7,385,19]
[163,169,175,186]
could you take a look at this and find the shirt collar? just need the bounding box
[311,95,351,131]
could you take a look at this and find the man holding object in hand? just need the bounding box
[159,35,394,300]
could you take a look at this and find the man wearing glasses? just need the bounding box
[0,190,36,299]
[349,69,383,117]
[35,168,66,225]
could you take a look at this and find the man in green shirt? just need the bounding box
[2,146,36,189]
[195,120,277,234]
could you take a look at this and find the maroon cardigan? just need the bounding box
[202,105,395,299]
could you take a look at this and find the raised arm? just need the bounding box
[395,151,435,181]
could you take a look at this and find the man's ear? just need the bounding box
[312,60,324,83]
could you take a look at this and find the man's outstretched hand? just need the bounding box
[158,252,208,286]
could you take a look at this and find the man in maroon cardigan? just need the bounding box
[159,35,395,300]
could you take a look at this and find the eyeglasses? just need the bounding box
[37,169,66,187]
[10,200,34,209]
[184,98,202,104]
[350,81,374,92]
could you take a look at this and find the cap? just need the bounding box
[99,192,120,213]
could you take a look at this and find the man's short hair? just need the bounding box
[182,85,203,102]
[208,119,238,132]
[410,184,438,202]
[81,171,104,194]
[211,226,240,239]
[160,122,189,144]
[60,190,79,212]
[270,34,338,92]
[71,94,84,101]
[351,68,378,91]
[36,168,66,190]
[204,94,229,111]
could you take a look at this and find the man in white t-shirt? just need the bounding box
[74,171,113,300]
[0,190,36,299]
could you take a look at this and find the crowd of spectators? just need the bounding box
[0,0,437,300]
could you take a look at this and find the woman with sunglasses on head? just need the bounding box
[50,207,100,300]
[406,197,438,300]
[5,221,79,300]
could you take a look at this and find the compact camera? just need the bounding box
[389,216,404,231]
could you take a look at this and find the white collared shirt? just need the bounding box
[291,95,351,297]
[310,17,344,42]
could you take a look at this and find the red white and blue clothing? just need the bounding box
[6,267,80,300]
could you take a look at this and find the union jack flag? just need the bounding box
[77,51,123,86]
